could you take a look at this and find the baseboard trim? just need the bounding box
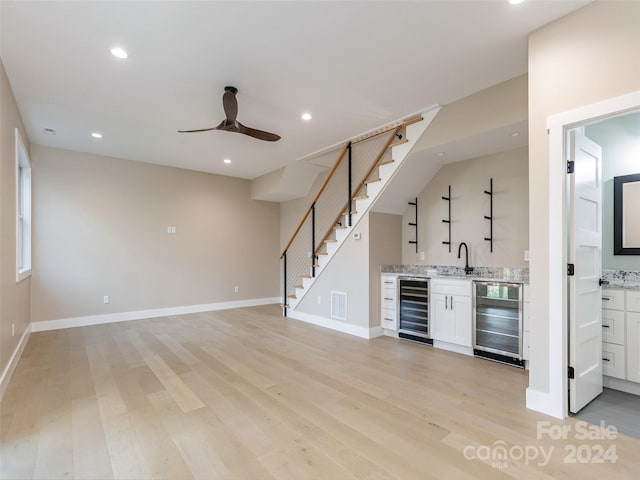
[433,340,473,357]
[30,297,281,333]
[287,310,379,339]
[526,387,564,419]
[604,376,640,396]
[0,324,32,401]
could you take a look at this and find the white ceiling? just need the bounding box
[0,1,588,180]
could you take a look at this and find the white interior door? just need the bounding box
[569,130,603,414]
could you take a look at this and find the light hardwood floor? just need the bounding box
[1,305,639,479]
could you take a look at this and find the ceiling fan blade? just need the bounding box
[178,119,226,133]
[223,86,238,123]
[236,122,281,142]
[177,127,218,133]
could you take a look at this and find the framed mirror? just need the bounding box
[614,173,640,255]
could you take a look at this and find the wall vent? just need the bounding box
[43,127,56,136]
[331,291,347,321]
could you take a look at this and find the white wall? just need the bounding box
[585,112,640,270]
[402,147,528,268]
[528,1,640,417]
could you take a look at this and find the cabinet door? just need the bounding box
[450,295,472,347]
[627,312,640,383]
[431,293,449,342]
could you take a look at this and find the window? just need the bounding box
[16,128,32,282]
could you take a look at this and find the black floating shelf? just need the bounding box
[442,186,451,253]
[408,198,418,253]
[484,178,493,253]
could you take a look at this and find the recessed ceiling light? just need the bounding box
[91,132,103,139]
[110,47,128,59]
[509,132,521,137]
[509,0,526,5]
[435,152,446,157]
[223,158,232,164]
[301,112,312,121]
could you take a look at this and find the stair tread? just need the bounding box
[324,239,338,243]
[287,295,297,299]
[364,178,382,184]
[334,226,347,230]
[353,195,369,200]
[388,138,409,148]
[377,159,394,167]
[342,210,358,216]
[294,284,303,289]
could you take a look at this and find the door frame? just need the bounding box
[545,90,640,418]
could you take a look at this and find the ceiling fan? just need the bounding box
[178,86,281,142]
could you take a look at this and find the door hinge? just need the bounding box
[568,366,575,379]
[567,263,575,276]
[567,160,575,174]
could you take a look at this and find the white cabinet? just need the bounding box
[626,297,640,383]
[523,285,531,362]
[431,279,472,347]
[602,288,626,380]
[380,275,398,331]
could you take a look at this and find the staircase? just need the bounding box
[280,107,439,313]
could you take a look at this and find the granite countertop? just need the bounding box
[602,270,640,291]
[380,265,529,284]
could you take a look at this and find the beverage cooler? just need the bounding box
[473,281,524,368]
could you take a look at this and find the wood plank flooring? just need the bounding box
[1,304,639,479]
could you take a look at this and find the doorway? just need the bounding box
[566,109,640,435]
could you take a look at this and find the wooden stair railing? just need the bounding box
[281,116,422,314]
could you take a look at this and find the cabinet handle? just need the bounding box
[384,281,393,284]
[602,324,610,328]
[445,296,448,309]
[602,297,611,301]
[450,296,454,310]
[384,298,393,301]
[602,358,610,362]
[384,318,392,321]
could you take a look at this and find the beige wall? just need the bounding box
[402,147,529,268]
[295,211,401,330]
[0,58,31,376]
[369,212,402,328]
[31,146,280,322]
[528,1,640,399]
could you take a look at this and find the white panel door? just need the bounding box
[431,294,449,342]
[450,295,472,347]
[569,131,603,414]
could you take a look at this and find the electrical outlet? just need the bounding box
[167,226,177,234]
[419,251,425,261]
[103,295,110,304]
[234,286,239,293]
[524,250,530,262]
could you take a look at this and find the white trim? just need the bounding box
[541,90,640,419]
[287,310,380,339]
[15,128,32,283]
[603,376,640,396]
[432,340,473,357]
[30,297,280,332]
[0,324,32,401]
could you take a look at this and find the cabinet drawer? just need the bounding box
[381,295,397,309]
[602,342,626,380]
[381,308,397,330]
[601,289,625,311]
[627,290,640,313]
[602,309,625,345]
[431,279,470,296]
[381,275,397,289]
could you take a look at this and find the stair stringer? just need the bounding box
[288,106,441,311]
